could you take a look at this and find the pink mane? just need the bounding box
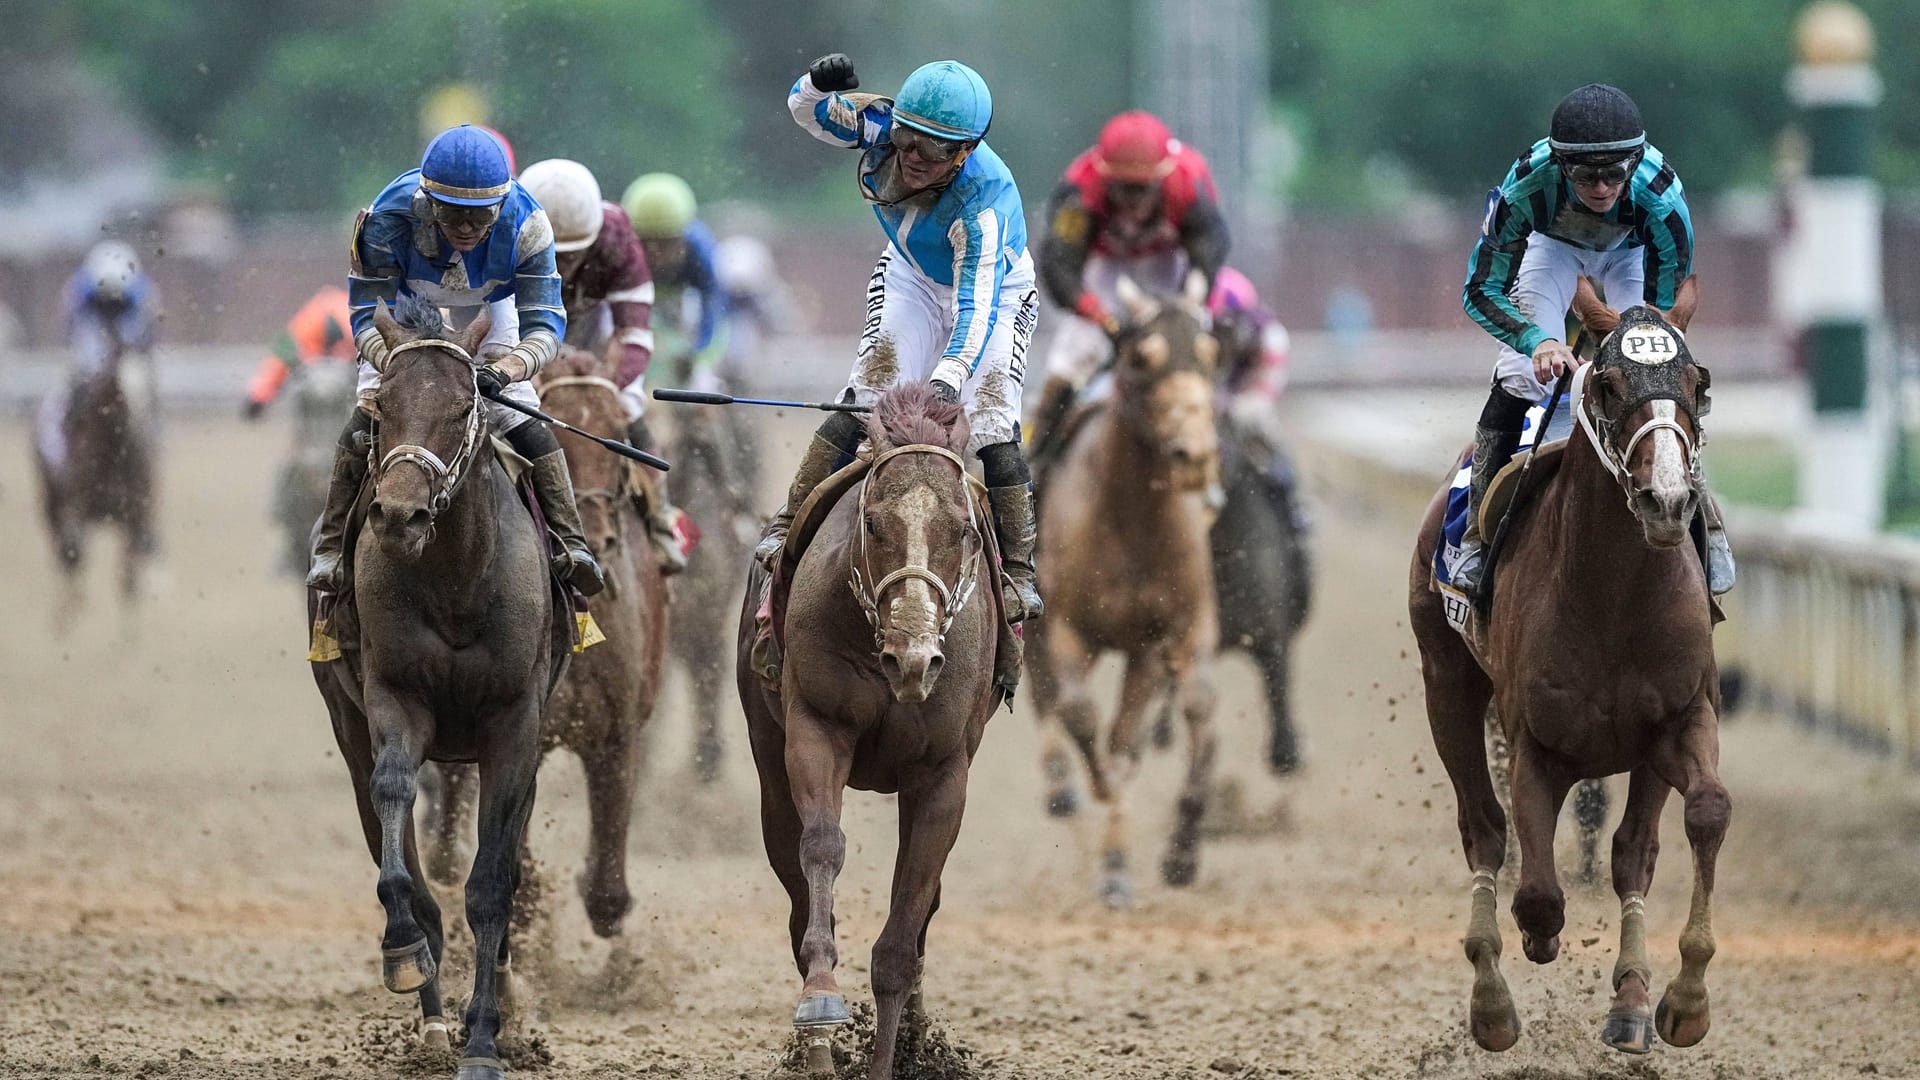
[865,382,969,455]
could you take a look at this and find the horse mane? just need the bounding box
[392,293,446,338]
[864,382,968,455]
[539,344,610,381]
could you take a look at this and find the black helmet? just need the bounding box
[1549,84,1645,166]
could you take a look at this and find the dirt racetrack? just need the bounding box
[3,407,1919,1080]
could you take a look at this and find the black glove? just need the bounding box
[929,379,961,405]
[809,53,858,92]
[475,365,509,397]
[242,399,265,422]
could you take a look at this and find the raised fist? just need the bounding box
[809,53,859,93]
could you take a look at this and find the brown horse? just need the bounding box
[736,384,1002,1080]
[33,325,157,614]
[310,297,557,1080]
[1029,273,1223,906]
[1410,299,1728,1056]
[669,396,756,782]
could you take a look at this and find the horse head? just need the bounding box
[366,296,493,562]
[1576,293,1710,549]
[534,343,632,560]
[1111,270,1219,491]
[852,383,982,704]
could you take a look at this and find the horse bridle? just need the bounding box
[537,374,634,548]
[375,338,485,516]
[849,444,983,649]
[1571,358,1705,498]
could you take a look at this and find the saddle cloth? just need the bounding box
[1432,394,1574,633]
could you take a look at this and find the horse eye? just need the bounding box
[864,513,880,536]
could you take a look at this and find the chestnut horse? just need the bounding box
[1029,274,1223,906]
[1410,300,1728,1056]
[737,384,1003,1080]
[310,297,555,1080]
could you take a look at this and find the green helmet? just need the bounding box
[621,173,697,239]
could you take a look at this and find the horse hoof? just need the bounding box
[422,1015,451,1051]
[802,1032,836,1077]
[1268,737,1301,776]
[1098,873,1135,910]
[1046,788,1079,818]
[1656,991,1711,1047]
[382,939,436,994]
[1161,850,1198,888]
[793,992,850,1028]
[1601,1007,1654,1054]
[1520,933,1559,965]
[1469,980,1521,1052]
[455,1056,506,1080]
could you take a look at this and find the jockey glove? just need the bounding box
[475,364,509,398]
[809,53,859,92]
[929,358,969,404]
[930,379,962,405]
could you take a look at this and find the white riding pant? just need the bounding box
[1493,233,1644,401]
[1043,249,1190,387]
[843,246,1039,455]
[355,296,537,432]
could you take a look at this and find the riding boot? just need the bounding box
[529,450,608,596]
[985,483,1045,623]
[754,412,864,570]
[626,415,690,576]
[306,409,373,592]
[1703,494,1735,595]
[1027,374,1078,466]
[1450,423,1522,597]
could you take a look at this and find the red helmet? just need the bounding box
[1094,111,1176,184]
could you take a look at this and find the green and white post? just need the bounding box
[1787,1,1886,529]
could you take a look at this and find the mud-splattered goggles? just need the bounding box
[428,198,502,231]
[889,126,969,164]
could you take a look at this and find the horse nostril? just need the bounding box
[880,652,903,684]
[924,654,944,685]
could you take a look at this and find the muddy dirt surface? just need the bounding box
[3,409,1919,1080]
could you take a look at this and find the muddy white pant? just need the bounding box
[354,297,539,433]
[843,246,1040,455]
[1493,233,1644,401]
[1043,249,1191,388]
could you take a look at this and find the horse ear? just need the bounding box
[372,299,402,349]
[456,308,493,359]
[1664,274,1700,333]
[1115,275,1156,324]
[1183,268,1209,312]
[1570,275,1621,337]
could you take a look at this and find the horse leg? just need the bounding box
[365,694,437,996]
[422,762,476,887]
[745,704,809,973]
[1041,622,1102,819]
[785,703,855,1029]
[1600,767,1670,1055]
[1254,635,1301,775]
[692,656,726,783]
[1573,779,1610,887]
[1094,654,1160,907]
[1161,657,1219,888]
[403,812,452,1048]
[1651,703,1731,1049]
[576,725,641,938]
[1509,733,1574,965]
[868,759,968,1080]
[456,704,542,1080]
[1414,631,1514,1049]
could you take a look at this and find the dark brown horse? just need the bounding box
[737,384,1002,1080]
[1029,274,1223,906]
[310,297,556,1080]
[33,325,157,614]
[1410,299,1728,1056]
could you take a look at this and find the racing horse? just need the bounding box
[310,297,558,1080]
[668,391,754,782]
[737,384,1005,1079]
[1028,273,1224,905]
[1410,295,1729,1056]
[33,322,157,615]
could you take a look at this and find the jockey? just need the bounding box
[519,157,692,575]
[1030,111,1230,452]
[1453,84,1729,597]
[774,53,1043,621]
[308,124,605,596]
[620,173,728,388]
[64,240,160,378]
[1208,266,1311,561]
[241,286,357,419]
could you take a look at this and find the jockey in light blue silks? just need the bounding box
[306,124,605,596]
[763,54,1044,621]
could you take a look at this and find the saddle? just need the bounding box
[308,437,601,701]
[750,453,1025,709]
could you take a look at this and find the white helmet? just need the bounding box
[715,235,778,295]
[519,158,604,253]
[84,241,142,300]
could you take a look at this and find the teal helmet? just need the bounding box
[892,60,992,142]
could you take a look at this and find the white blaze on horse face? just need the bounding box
[887,485,942,639]
[1648,400,1688,505]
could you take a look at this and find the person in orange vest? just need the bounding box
[242,286,358,419]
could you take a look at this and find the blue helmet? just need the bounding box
[419,124,511,206]
[893,60,992,143]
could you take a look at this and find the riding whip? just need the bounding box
[481,388,671,471]
[652,388,873,413]
[1474,366,1575,613]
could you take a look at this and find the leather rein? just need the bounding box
[848,444,983,650]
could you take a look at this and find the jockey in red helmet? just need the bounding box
[1030,111,1230,456]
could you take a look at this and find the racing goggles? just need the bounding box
[428,197,503,232]
[890,126,970,164]
[1560,153,1637,187]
